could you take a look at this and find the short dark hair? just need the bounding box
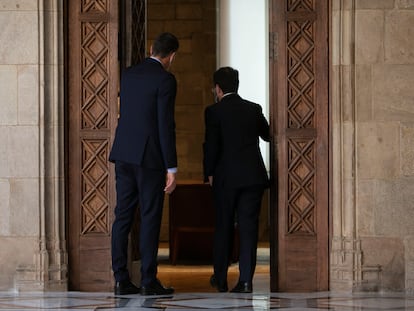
[151,32,179,58]
[213,67,239,94]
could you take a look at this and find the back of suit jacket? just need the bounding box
[109,58,177,170]
[203,94,269,188]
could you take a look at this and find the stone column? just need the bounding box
[16,0,67,291]
[330,0,363,291]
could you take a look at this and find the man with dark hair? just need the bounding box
[151,32,179,58]
[109,32,179,296]
[204,66,270,293]
[213,67,239,94]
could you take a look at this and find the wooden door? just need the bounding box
[269,0,329,291]
[67,0,147,291]
[67,0,119,291]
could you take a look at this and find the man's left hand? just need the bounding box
[164,172,176,194]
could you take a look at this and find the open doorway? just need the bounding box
[67,0,330,293]
[142,0,271,290]
[66,0,270,291]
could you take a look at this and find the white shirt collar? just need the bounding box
[150,56,162,65]
[222,92,236,99]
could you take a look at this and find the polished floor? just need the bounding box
[1,248,414,310]
[3,291,414,310]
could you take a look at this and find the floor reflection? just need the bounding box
[1,291,414,310]
[1,247,413,310]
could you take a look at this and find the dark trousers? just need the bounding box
[111,161,165,286]
[212,184,265,285]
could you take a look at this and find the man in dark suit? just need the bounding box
[109,32,179,296]
[203,67,270,293]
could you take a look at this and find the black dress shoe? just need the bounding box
[230,281,252,293]
[140,279,174,295]
[210,274,228,292]
[114,280,140,295]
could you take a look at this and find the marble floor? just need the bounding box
[2,289,414,310]
[1,248,414,310]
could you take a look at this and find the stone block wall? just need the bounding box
[356,0,414,291]
[331,0,414,291]
[0,0,66,291]
[0,0,42,291]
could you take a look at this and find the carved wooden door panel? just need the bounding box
[67,0,146,291]
[67,0,119,291]
[269,0,329,291]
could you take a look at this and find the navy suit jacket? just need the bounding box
[203,94,270,188]
[109,58,177,170]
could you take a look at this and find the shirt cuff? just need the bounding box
[167,167,177,174]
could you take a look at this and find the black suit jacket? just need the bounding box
[203,94,269,188]
[109,58,177,170]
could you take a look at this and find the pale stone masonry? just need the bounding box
[1,0,414,292]
[0,1,66,290]
[331,0,414,291]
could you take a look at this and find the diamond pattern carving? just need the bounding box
[287,0,314,12]
[287,19,315,128]
[81,139,109,234]
[81,22,109,129]
[287,138,315,234]
[81,0,107,13]
[275,0,329,290]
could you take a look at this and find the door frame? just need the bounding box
[64,0,331,292]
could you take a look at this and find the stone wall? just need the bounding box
[0,0,66,291]
[0,0,41,291]
[331,0,414,291]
